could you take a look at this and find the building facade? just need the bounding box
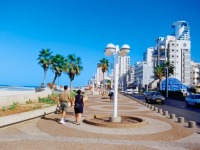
[152,20,191,86]
[134,61,154,89]
[118,56,130,90]
[190,61,200,86]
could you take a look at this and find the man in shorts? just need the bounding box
[57,85,70,124]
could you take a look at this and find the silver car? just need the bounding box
[145,92,165,104]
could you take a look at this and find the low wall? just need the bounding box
[0,88,52,106]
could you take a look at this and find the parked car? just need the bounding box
[119,90,124,93]
[145,91,165,104]
[143,91,157,100]
[185,94,200,106]
[133,89,139,94]
[124,89,133,95]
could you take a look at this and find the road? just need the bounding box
[132,94,200,126]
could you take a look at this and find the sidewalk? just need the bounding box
[0,93,200,150]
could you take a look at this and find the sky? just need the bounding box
[0,0,200,87]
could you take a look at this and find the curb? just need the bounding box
[0,105,56,128]
[126,94,197,128]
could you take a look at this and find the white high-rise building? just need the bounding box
[152,20,191,86]
[134,61,154,89]
[96,67,107,86]
[143,47,154,63]
[118,56,130,89]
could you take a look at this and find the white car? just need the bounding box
[124,89,133,95]
[133,89,139,94]
[185,94,200,106]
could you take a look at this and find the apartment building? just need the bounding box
[96,67,107,86]
[118,56,130,89]
[190,61,200,86]
[134,61,154,89]
[152,20,191,86]
[143,47,154,63]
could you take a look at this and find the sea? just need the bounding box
[0,85,37,91]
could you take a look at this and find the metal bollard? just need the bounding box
[163,111,168,117]
[170,113,176,119]
[188,121,196,128]
[151,105,154,110]
[148,104,151,108]
[178,117,184,123]
[154,107,158,111]
[158,109,163,114]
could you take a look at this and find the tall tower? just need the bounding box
[172,21,190,40]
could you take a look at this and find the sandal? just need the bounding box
[76,123,80,125]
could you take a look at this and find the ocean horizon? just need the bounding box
[0,85,37,91]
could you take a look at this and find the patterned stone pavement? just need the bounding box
[0,93,200,150]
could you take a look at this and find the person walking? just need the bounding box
[57,85,71,124]
[108,89,114,102]
[74,90,84,125]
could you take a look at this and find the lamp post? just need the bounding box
[146,74,149,92]
[165,67,168,98]
[91,79,95,95]
[104,43,130,122]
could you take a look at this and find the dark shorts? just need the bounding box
[74,107,83,114]
[60,102,68,112]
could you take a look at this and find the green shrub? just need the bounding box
[2,106,7,111]
[26,99,33,104]
[9,102,18,110]
[38,96,57,104]
[70,90,77,99]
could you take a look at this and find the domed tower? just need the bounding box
[172,20,190,41]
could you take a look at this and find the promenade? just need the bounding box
[0,93,200,150]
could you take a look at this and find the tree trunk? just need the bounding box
[43,70,47,86]
[102,72,105,95]
[51,73,57,89]
[70,79,72,94]
[158,79,161,91]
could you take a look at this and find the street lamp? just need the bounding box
[90,78,95,95]
[146,74,149,92]
[104,43,130,122]
[165,67,169,98]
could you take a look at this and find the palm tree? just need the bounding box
[154,61,174,90]
[37,49,52,86]
[97,58,109,95]
[63,54,83,92]
[50,54,65,89]
[154,65,164,90]
[163,61,174,77]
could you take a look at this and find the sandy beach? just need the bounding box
[0,90,35,97]
[0,88,52,106]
